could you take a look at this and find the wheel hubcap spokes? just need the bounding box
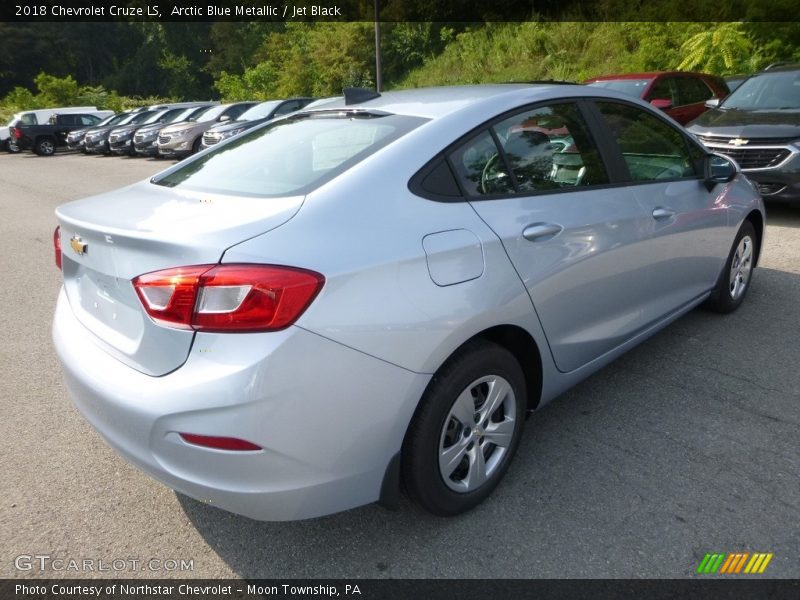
[439,375,516,493]
[729,236,753,300]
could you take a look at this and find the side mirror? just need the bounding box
[218,115,231,122]
[704,153,737,191]
[650,98,673,110]
[704,98,721,109]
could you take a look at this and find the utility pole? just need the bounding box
[374,0,383,92]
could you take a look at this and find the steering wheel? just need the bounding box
[481,153,508,194]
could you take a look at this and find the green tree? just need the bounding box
[677,23,754,74]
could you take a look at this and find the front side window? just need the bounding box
[647,78,676,104]
[676,77,714,105]
[449,103,608,196]
[153,113,427,197]
[596,101,704,182]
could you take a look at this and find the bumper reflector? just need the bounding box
[179,433,262,451]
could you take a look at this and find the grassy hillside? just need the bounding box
[397,22,780,88]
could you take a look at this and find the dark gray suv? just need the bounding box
[687,64,800,205]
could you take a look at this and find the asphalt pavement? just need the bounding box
[0,151,797,579]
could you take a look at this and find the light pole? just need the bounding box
[374,0,383,92]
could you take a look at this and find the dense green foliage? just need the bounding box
[1,20,798,122]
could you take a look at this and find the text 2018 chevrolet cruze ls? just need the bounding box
[53,85,764,520]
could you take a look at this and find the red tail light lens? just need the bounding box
[13,128,21,140]
[133,264,324,332]
[54,226,62,270]
[179,433,262,451]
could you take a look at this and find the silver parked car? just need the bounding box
[53,85,764,521]
[156,102,257,158]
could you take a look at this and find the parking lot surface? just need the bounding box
[0,152,798,578]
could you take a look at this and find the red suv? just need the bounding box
[585,72,730,125]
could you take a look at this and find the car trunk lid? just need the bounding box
[56,181,305,376]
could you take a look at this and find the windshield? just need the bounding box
[190,105,228,122]
[238,101,281,121]
[142,109,171,125]
[94,114,116,127]
[721,70,800,110]
[587,78,652,98]
[153,113,427,197]
[103,113,130,127]
[168,106,201,123]
[130,110,156,124]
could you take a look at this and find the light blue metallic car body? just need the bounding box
[53,85,764,520]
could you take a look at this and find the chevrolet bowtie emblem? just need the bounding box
[729,138,749,146]
[70,236,88,255]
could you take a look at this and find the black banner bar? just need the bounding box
[2,0,799,23]
[2,579,799,600]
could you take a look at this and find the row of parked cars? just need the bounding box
[5,65,799,204]
[4,97,318,159]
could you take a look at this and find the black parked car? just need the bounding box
[84,110,160,155]
[13,113,108,155]
[199,98,314,150]
[688,64,800,204]
[66,112,130,152]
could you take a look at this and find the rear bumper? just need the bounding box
[52,288,428,521]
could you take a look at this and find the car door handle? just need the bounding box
[523,223,563,242]
[652,207,676,220]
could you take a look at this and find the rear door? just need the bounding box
[456,101,658,373]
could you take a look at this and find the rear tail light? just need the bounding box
[132,264,324,332]
[179,433,262,451]
[12,128,21,139]
[54,226,62,270]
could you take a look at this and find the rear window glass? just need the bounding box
[152,113,427,197]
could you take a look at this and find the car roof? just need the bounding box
[587,71,714,81]
[758,63,800,73]
[299,84,598,119]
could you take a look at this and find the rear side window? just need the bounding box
[595,101,704,181]
[153,113,427,197]
[20,113,37,125]
[448,102,608,197]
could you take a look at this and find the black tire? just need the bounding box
[35,137,56,156]
[402,340,526,516]
[191,137,202,154]
[703,220,757,314]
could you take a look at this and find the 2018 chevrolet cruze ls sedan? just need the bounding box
[53,85,764,521]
